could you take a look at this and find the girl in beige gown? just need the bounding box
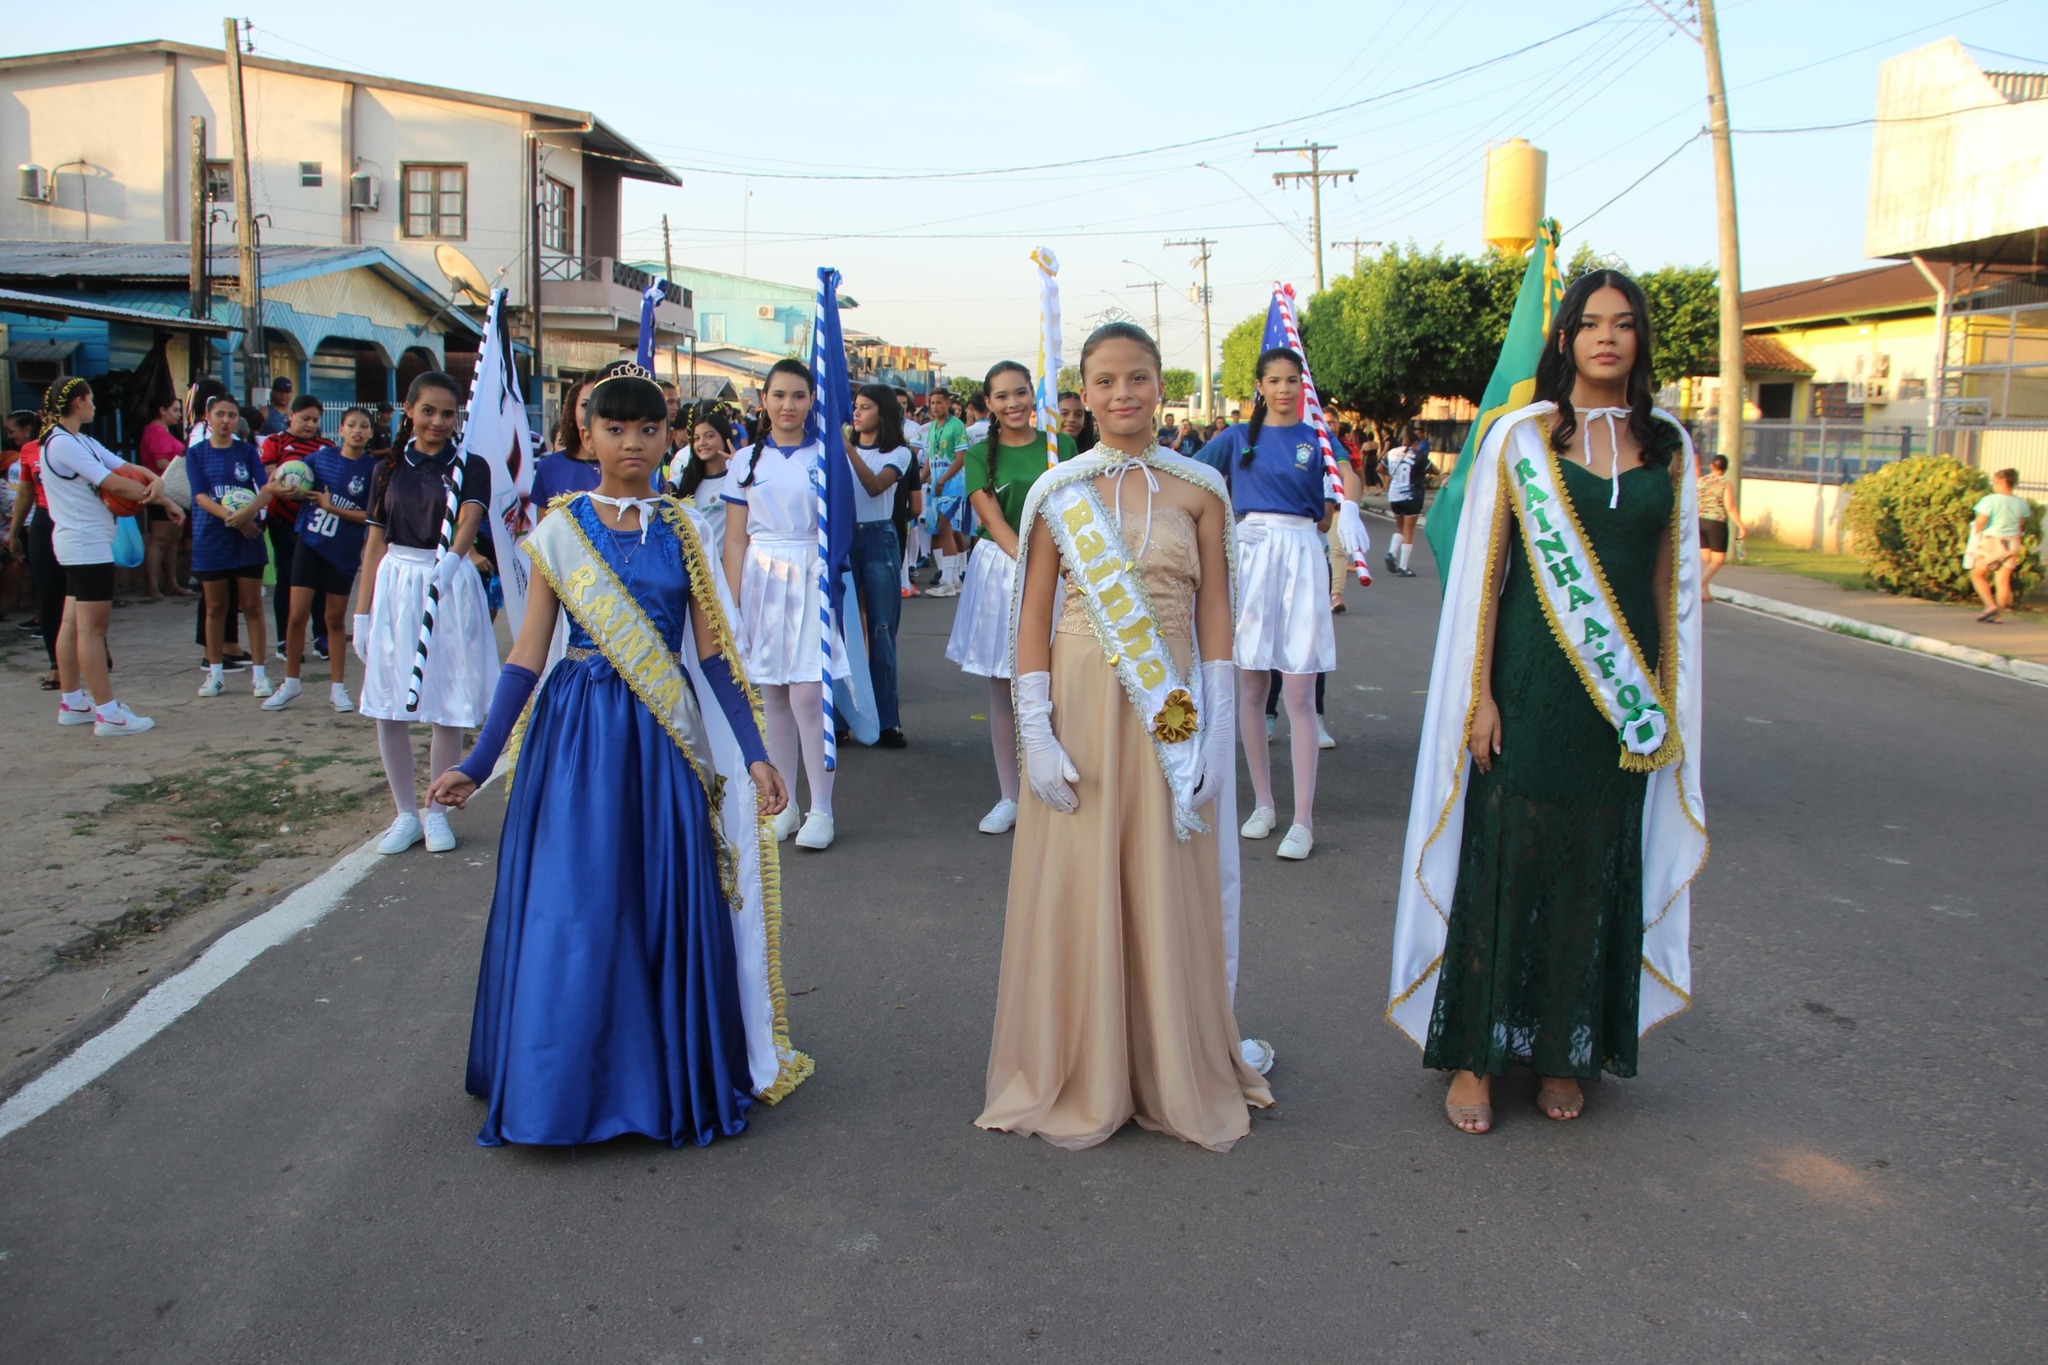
[976,324,1272,1152]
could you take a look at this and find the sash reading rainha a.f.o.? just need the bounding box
[516,495,813,1104]
[1387,401,1707,1049]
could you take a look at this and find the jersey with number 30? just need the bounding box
[297,447,375,572]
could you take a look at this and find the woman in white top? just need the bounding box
[723,358,840,851]
[672,404,735,569]
[38,378,181,736]
[846,384,914,750]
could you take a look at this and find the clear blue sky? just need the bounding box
[12,2,2048,380]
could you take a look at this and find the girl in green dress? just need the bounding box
[1387,270,1709,1134]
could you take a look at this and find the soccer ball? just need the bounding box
[275,459,314,493]
[219,487,257,515]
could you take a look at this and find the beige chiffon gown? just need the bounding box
[977,504,1274,1152]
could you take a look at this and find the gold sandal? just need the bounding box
[1535,1084,1585,1121]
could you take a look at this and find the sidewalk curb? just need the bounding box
[1715,587,2048,688]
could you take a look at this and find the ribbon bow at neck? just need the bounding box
[1096,443,1161,558]
[1577,406,1633,510]
[588,493,664,542]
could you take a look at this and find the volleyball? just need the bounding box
[219,487,257,515]
[98,463,154,517]
[275,459,314,493]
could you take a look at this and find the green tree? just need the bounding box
[1562,244,1719,389]
[1057,364,1081,394]
[1219,313,1265,402]
[946,374,980,403]
[1161,368,1197,404]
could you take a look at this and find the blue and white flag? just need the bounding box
[808,267,867,764]
[635,278,667,370]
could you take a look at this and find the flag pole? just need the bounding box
[1032,247,1063,466]
[1275,284,1369,585]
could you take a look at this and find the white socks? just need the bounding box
[206,664,224,685]
[95,698,122,721]
[1398,539,1414,571]
[64,688,90,709]
[1388,533,1405,560]
[250,663,270,685]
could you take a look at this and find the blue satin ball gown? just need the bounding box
[466,499,753,1147]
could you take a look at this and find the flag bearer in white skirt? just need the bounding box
[352,371,500,856]
[1192,347,1336,861]
[944,360,1078,833]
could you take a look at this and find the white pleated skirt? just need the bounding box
[944,538,1017,678]
[740,532,828,685]
[359,545,499,726]
[1233,512,1336,674]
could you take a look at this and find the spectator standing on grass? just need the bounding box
[189,392,276,701]
[1695,453,1745,602]
[1970,467,2032,625]
[39,377,180,736]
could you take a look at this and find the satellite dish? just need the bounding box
[434,243,492,305]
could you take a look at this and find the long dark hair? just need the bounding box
[676,403,736,497]
[740,358,814,488]
[855,382,908,454]
[553,377,596,457]
[1536,269,1668,465]
[1058,389,1097,452]
[980,361,1033,450]
[392,369,462,461]
[1242,346,1303,468]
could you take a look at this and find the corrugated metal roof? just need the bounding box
[1,338,80,362]
[1988,70,2048,103]
[0,286,232,335]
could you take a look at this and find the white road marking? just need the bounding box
[0,836,385,1143]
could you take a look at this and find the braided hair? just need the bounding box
[38,376,91,443]
[739,357,814,489]
[1242,346,1302,469]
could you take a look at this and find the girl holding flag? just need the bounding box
[944,360,1077,834]
[352,371,499,857]
[1194,347,1336,862]
[723,358,838,851]
[977,322,1271,1153]
[427,366,809,1148]
[1387,270,1706,1134]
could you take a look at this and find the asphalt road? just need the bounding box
[2,554,2043,1363]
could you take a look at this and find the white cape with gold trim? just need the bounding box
[1386,401,1707,1047]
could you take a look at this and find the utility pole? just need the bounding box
[1329,237,1382,277]
[661,213,683,394]
[222,17,265,403]
[1166,237,1215,420]
[1257,142,1357,292]
[187,117,208,319]
[1125,277,1164,347]
[1697,0,1746,495]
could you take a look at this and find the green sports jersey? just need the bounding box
[966,431,1078,538]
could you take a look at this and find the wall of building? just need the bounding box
[1742,476,1856,553]
[1769,314,1937,427]
[0,52,173,241]
[666,267,814,356]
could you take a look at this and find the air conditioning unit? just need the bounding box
[17,163,51,204]
[347,171,379,212]
[1848,378,1891,404]
[755,305,776,320]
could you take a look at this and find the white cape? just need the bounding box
[1386,402,1707,1047]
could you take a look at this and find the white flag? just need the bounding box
[461,289,537,624]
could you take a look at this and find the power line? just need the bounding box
[1567,130,1707,231]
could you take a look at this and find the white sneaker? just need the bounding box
[260,677,302,710]
[1239,1038,1276,1076]
[377,811,423,855]
[93,703,155,738]
[978,798,1019,834]
[794,810,835,850]
[330,684,355,713]
[422,807,456,853]
[1240,806,1278,839]
[771,806,802,841]
[196,673,225,698]
[58,699,96,726]
[250,674,274,700]
[1316,718,1336,750]
[1276,824,1314,860]
[925,581,958,598]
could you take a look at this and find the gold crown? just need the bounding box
[592,361,658,389]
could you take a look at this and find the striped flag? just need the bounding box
[1032,247,1063,467]
[1264,285,1370,584]
[1424,218,1562,587]
[406,443,466,715]
[467,288,535,626]
[635,278,666,370]
[808,268,857,771]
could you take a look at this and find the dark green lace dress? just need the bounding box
[1424,454,1674,1080]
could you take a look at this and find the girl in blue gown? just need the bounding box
[432,369,809,1148]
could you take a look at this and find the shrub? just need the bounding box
[1844,455,2044,602]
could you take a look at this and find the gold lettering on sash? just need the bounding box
[1136,658,1166,688]
[587,594,618,627]
[1083,558,1117,586]
[649,676,682,714]
[1061,502,1093,536]
[565,563,597,599]
[1117,615,1156,654]
[1074,527,1107,560]
[1098,581,1134,621]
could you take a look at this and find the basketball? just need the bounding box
[275,459,315,493]
[98,463,155,517]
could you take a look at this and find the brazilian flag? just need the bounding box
[1424,218,1562,588]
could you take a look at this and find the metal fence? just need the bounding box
[1932,422,2048,498]
[1686,421,1922,484]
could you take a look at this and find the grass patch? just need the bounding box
[61,749,368,959]
[1736,538,1872,591]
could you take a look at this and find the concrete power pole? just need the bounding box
[1258,143,1357,293]
[1125,278,1165,348]
[1166,237,1215,420]
[187,117,208,321]
[1329,237,1382,277]
[1698,0,1745,493]
[222,18,265,403]
[662,214,682,393]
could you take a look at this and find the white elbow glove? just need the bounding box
[431,549,466,595]
[1337,498,1372,582]
[1188,659,1237,811]
[1015,670,1079,813]
[352,613,371,665]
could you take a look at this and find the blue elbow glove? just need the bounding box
[700,653,769,769]
[455,664,539,785]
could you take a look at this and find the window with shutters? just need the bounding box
[540,176,574,254]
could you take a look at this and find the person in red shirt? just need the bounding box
[5,409,61,686]
[136,395,191,600]
[260,395,330,657]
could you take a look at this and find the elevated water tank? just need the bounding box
[1483,139,1548,253]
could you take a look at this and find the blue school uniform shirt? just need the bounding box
[187,438,271,572]
[298,446,376,572]
[1193,421,1329,519]
[530,450,662,507]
